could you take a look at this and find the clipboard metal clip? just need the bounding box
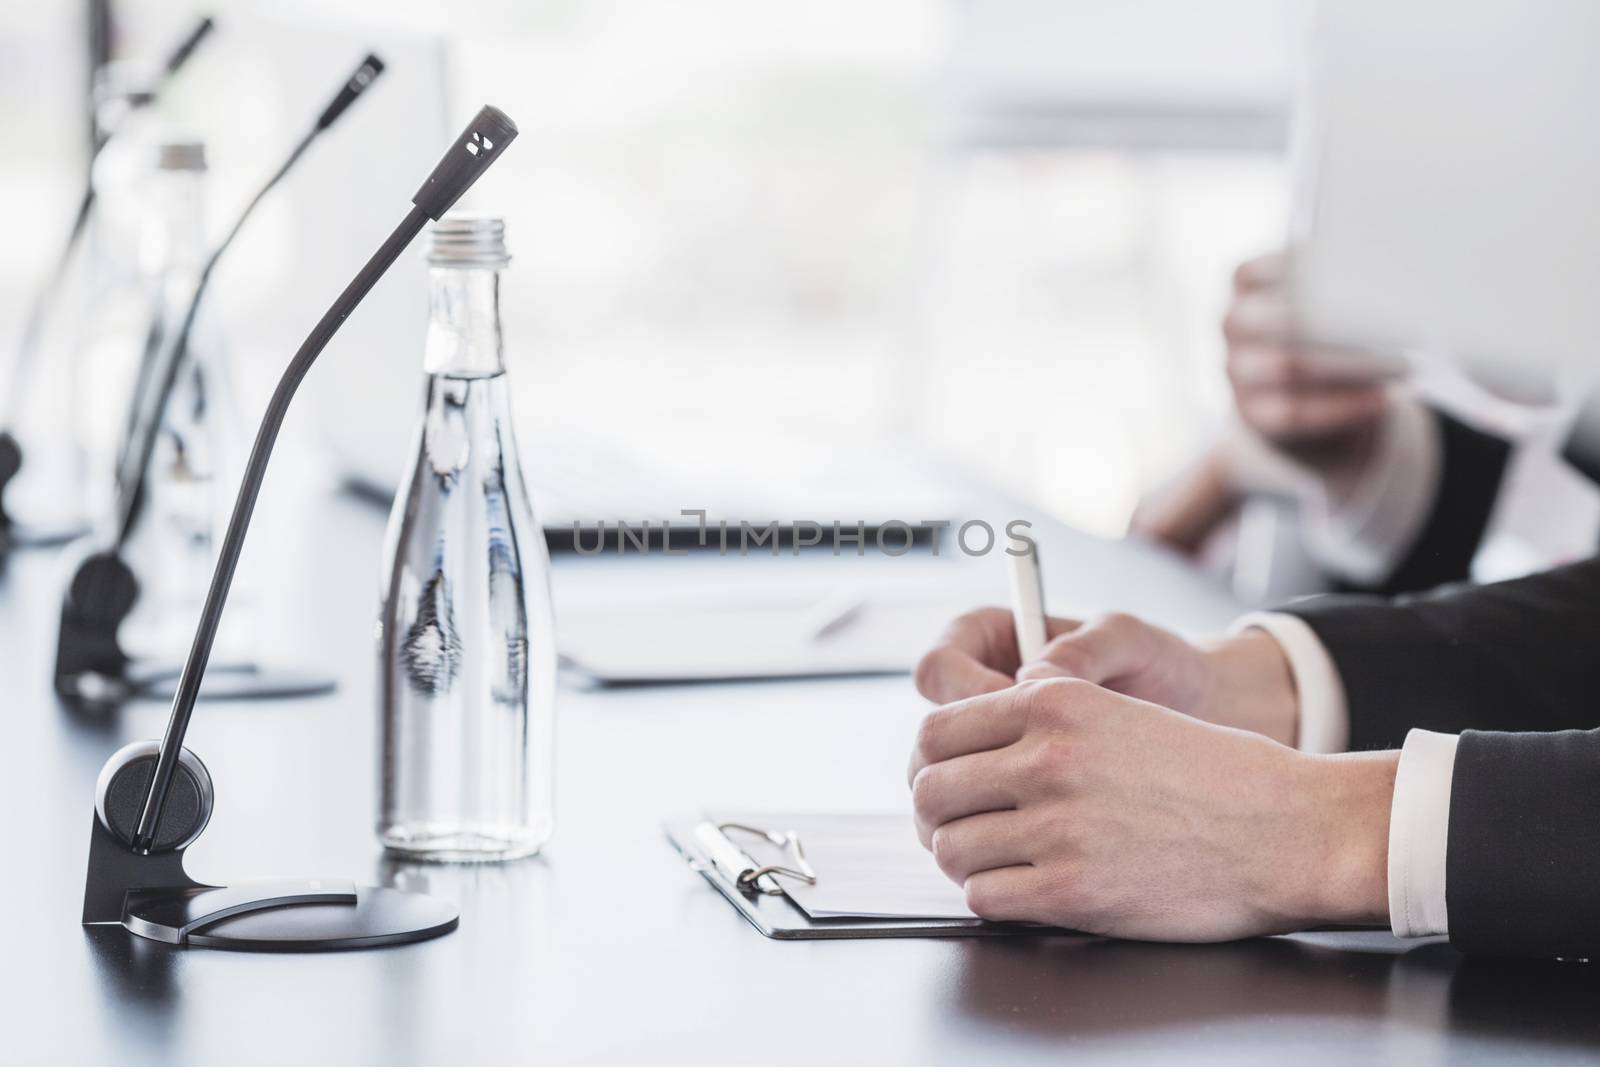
[693,820,817,896]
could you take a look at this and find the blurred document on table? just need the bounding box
[559,593,969,684]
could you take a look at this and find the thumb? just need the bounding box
[1015,613,1157,685]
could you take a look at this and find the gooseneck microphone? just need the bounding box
[150,16,218,99]
[114,53,387,547]
[83,106,516,953]
[55,54,387,703]
[0,16,215,548]
[133,105,520,853]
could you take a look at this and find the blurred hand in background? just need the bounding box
[1222,251,1389,480]
[1133,250,1396,556]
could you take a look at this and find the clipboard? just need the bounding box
[664,814,1080,941]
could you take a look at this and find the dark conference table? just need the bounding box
[2,489,1596,1066]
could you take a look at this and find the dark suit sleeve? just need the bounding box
[1281,557,1600,750]
[1282,559,1600,958]
[1333,409,1512,597]
[1446,729,1600,958]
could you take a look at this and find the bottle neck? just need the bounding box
[424,266,506,378]
[143,169,207,283]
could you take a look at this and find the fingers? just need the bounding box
[928,809,1035,884]
[1231,251,1287,294]
[1126,443,1238,553]
[1223,255,1395,448]
[913,645,1013,706]
[1222,291,1291,347]
[910,747,1022,846]
[1015,612,1157,684]
[1223,261,1392,449]
[1228,343,1303,389]
[1229,329,1389,444]
[1230,343,1394,390]
[914,607,1080,704]
[907,685,1035,784]
[963,866,1049,924]
[1236,384,1388,442]
[914,607,1019,703]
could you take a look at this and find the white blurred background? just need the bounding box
[0,0,1302,537]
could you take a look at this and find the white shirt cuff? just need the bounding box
[1300,396,1443,586]
[1387,729,1459,938]
[1221,396,1442,587]
[1230,612,1349,754]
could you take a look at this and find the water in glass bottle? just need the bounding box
[378,215,557,862]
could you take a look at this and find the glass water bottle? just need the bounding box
[378,216,557,862]
[74,70,177,524]
[117,140,243,663]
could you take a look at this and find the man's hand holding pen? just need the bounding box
[909,607,1395,940]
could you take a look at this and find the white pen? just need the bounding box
[1006,540,1048,665]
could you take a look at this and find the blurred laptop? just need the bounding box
[1289,0,1600,401]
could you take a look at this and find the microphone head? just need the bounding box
[316,52,387,131]
[162,16,216,79]
[412,105,519,221]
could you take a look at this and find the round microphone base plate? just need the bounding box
[0,518,90,552]
[122,881,459,952]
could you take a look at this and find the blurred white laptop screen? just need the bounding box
[1290,0,1600,401]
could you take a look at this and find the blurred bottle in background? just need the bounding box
[76,63,172,520]
[3,61,170,533]
[378,216,557,862]
[116,139,244,664]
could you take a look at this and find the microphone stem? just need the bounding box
[114,127,318,549]
[2,184,95,431]
[131,203,431,854]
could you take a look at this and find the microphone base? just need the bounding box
[83,815,459,952]
[58,659,337,705]
[0,517,90,553]
[0,431,90,553]
[124,659,338,702]
[124,883,459,952]
[54,545,336,705]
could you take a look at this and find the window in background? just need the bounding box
[915,149,1287,536]
[922,0,1299,534]
[447,0,1299,534]
[7,0,1300,538]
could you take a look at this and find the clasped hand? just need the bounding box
[908,608,1393,940]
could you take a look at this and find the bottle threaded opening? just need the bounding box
[428,214,510,268]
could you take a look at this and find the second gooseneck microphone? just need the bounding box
[113,53,387,547]
[53,53,388,702]
[0,16,215,549]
